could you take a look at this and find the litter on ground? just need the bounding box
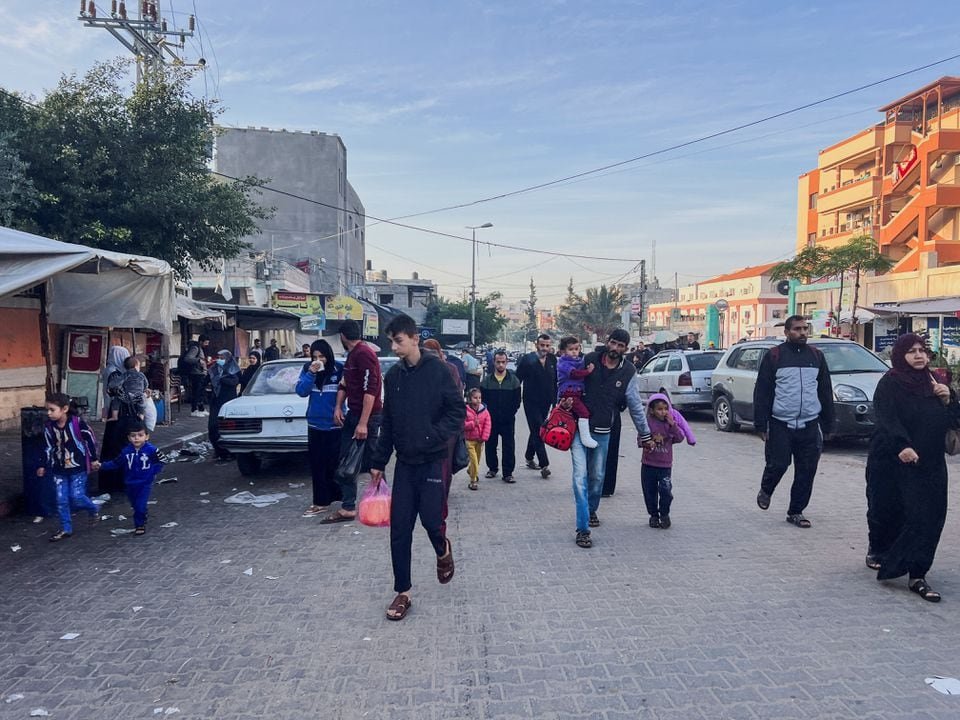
[29,709,50,717]
[243,568,253,576]
[926,676,960,695]
[10,545,21,552]
[4,693,23,703]
[111,528,135,536]
[224,491,289,508]
[118,515,127,521]
[59,633,80,640]
[133,606,143,613]
[288,483,305,488]
[157,477,178,484]
[160,522,179,528]
[265,576,279,580]
[106,569,120,574]
[99,515,113,521]
[91,493,111,506]
[199,492,210,496]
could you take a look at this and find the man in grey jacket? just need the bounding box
[753,316,834,528]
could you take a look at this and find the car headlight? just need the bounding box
[834,384,868,402]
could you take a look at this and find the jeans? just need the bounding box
[640,464,673,518]
[53,472,98,533]
[485,417,516,476]
[337,413,382,511]
[390,459,447,593]
[125,481,153,527]
[760,418,823,515]
[570,433,611,532]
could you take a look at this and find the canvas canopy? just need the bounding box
[0,226,175,334]
[866,297,960,316]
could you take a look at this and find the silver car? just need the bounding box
[710,338,889,438]
[635,350,724,411]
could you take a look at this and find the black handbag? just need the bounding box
[452,434,469,474]
[335,439,366,480]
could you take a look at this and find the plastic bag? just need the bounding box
[335,439,366,481]
[358,477,391,527]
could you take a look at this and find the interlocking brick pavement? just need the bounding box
[1,413,959,719]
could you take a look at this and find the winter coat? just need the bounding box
[100,442,166,485]
[516,351,558,411]
[464,403,492,442]
[370,352,466,469]
[43,416,98,475]
[557,354,591,398]
[295,360,344,431]
[641,393,685,468]
[754,341,834,433]
[180,341,207,376]
[479,370,522,423]
[582,350,651,441]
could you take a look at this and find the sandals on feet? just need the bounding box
[468,481,478,491]
[865,554,882,571]
[575,531,592,548]
[588,512,600,528]
[321,511,355,524]
[134,526,146,536]
[302,505,327,517]
[386,594,412,620]
[437,538,455,584]
[484,470,497,478]
[910,578,941,603]
[49,530,72,542]
[786,513,811,528]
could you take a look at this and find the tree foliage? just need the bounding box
[424,292,507,346]
[555,283,625,341]
[524,278,538,338]
[0,60,272,276]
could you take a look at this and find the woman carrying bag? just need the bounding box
[865,334,960,602]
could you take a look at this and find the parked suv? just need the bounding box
[710,338,889,438]
[635,350,724,411]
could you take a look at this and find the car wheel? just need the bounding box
[236,454,262,476]
[713,395,740,432]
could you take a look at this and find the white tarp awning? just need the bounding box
[0,226,175,334]
[176,295,227,325]
[866,297,960,316]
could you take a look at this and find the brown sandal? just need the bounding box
[437,538,455,584]
[386,593,412,620]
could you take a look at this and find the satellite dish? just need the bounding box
[776,280,791,296]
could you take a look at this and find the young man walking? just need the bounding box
[571,329,652,548]
[516,334,557,477]
[479,350,522,483]
[325,319,383,523]
[370,314,464,621]
[753,315,834,528]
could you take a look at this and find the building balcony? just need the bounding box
[818,126,882,169]
[816,176,880,213]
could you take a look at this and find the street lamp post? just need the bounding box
[466,223,493,346]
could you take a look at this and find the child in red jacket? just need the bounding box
[463,388,492,491]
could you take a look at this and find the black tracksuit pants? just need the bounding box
[308,427,343,507]
[523,403,549,468]
[390,459,447,594]
[485,416,516,476]
[760,418,823,516]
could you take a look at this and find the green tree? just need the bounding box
[833,235,894,328]
[424,292,507,346]
[769,245,832,283]
[0,60,271,276]
[0,131,36,225]
[555,284,625,341]
[524,277,538,339]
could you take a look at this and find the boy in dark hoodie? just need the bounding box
[640,393,686,529]
[93,420,166,536]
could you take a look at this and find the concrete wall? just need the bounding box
[213,127,366,295]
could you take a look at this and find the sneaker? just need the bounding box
[484,470,497,479]
[502,475,515,484]
[588,512,600,527]
[756,490,771,510]
[786,513,811,528]
[648,516,660,529]
[200,410,210,417]
[540,467,551,479]
[190,410,203,418]
[659,515,671,529]
[525,460,540,470]
[575,530,592,548]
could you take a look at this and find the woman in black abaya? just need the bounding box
[865,333,959,601]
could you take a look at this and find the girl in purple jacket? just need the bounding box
[640,393,687,529]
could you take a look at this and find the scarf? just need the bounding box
[209,351,241,395]
[886,333,934,397]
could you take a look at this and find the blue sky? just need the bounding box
[3,1,959,304]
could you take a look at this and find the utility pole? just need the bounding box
[77,0,201,83]
[638,259,647,336]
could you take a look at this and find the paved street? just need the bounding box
[2,414,960,720]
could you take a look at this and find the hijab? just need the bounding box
[209,350,241,395]
[886,333,934,397]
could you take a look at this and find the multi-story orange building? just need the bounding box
[797,76,960,304]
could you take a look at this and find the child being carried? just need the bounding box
[556,336,597,449]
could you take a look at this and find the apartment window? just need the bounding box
[379,294,395,305]
[809,193,817,210]
[807,233,816,248]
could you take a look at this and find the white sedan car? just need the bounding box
[217,356,399,475]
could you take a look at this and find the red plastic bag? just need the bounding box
[540,405,576,451]
[358,477,392,527]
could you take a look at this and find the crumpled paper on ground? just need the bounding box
[926,676,960,695]
[223,491,289,508]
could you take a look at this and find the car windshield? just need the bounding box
[812,342,889,373]
[687,353,722,371]
[245,363,302,396]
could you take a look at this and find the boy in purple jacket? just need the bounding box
[640,393,686,529]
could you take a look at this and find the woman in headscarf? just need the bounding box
[97,345,131,492]
[865,333,959,602]
[239,351,261,394]
[295,339,344,516]
[207,349,241,461]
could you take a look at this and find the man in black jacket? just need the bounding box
[753,316,834,528]
[370,315,465,621]
[516,334,557,477]
[180,334,210,417]
[480,350,522,483]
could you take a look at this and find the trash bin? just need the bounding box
[21,406,56,518]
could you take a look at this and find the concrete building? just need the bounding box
[647,263,790,348]
[795,76,960,350]
[363,264,437,324]
[213,127,366,295]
